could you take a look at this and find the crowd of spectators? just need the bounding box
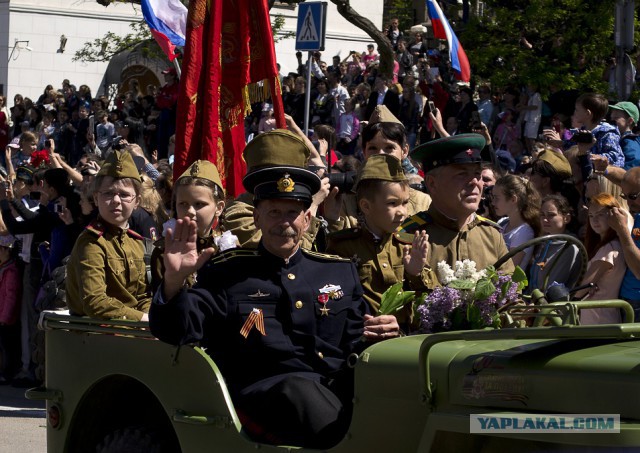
[2,17,640,389]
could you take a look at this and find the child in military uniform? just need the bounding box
[66,151,151,321]
[150,160,227,291]
[327,154,429,329]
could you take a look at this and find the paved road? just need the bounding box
[0,385,47,452]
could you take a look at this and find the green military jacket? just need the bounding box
[327,188,431,232]
[222,192,323,249]
[327,226,434,327]
[66,219,151,320]
[397,206,514,288]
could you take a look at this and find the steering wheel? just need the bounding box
[493,234,589,294]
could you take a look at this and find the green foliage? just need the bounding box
[73,20,156,63]
[378,282,415,316]
[461,0,627,94]
[272,14,295,43]
[383,0,414,32]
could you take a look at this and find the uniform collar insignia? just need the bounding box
[249,290,270,298]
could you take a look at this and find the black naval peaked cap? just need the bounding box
[410,133,486,173]
[243,166,321,207]
[242,130,320,207]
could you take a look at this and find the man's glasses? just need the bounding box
[621,192,640,201]
[99,191,135,203]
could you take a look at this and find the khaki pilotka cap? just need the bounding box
[97,151,142,181]
[536,148,572,179]
[243,129,310,171]
[354,154,407,191]
[369,105,403,125]
[177,160,225,196]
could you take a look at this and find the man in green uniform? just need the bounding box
[398,134,514,288]
[66,150,151,320]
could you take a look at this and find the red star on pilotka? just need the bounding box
[466,149,474,156]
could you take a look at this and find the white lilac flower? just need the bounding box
[436,261,455,285]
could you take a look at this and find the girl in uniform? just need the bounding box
[150,160,227,291]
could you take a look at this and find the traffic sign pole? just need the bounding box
[304,52,312,137]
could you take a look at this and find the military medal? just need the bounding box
[317,293,330,316]
[318,284,343,316]
[240,308,266,338]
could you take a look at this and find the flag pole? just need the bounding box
[173,57,182,79]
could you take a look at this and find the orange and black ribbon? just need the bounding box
[240,308,266,338]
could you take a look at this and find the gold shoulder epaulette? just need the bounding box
[477,215,501,230]
[302,249,351,262]
[209,248,259,265]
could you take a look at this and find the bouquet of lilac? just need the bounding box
[416,260,527,332]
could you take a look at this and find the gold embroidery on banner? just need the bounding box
[188,0,207,28]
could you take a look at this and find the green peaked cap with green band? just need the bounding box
[97,150,141,181]
[410,133,486,173]
[354,154,406,191]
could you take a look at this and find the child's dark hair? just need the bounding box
[361,122,407,149]
[576,93,608,123]
[541,194,578,233]
[495,174,541,236]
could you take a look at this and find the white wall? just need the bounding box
[0,0,384,102]
[2,0,142,102]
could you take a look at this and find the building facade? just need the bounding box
[0,0,383,103]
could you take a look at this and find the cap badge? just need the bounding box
[277,173,295,193]
[466,149,474,156]
[190,161,200,177]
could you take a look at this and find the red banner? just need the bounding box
[173,0,285,197]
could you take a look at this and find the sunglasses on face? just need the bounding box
[621,192,640,201]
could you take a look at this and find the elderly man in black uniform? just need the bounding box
[150,130,399,448]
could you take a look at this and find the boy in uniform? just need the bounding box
[66,150,151,320]
[327,154,429,329]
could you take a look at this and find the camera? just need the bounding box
[572,130,594,144]
[111,135,125,151]
[470,111,482,129]
[328,171,356,193]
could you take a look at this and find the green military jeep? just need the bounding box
[28,302,640,452]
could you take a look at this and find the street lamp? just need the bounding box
[8,39,33,62]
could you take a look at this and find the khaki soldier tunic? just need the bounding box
[327,226,432,326]
[223,192,323,249]
[66,219,151,320]
[398,206,514,288]
[327,188,431,232]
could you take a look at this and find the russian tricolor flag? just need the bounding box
[426,0,471,82]
[141,0,187,61]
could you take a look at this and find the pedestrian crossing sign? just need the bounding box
[295,2,327,51]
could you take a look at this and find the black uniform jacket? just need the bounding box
[150,243,369,393]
